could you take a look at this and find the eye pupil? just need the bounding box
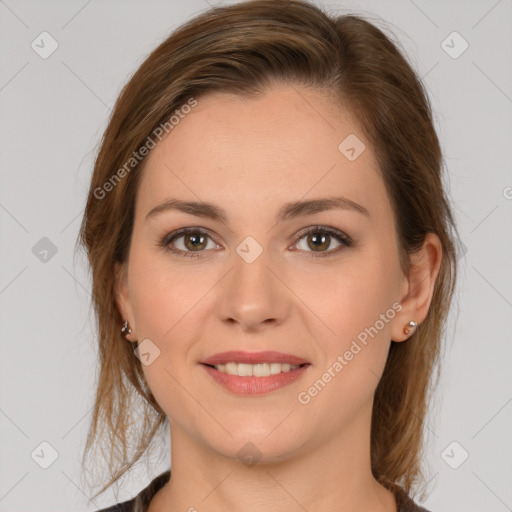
[185,233,207,250]
[309,233,329,251]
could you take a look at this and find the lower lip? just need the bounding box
[202,364,310,395]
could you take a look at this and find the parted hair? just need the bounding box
[79,0,458,501]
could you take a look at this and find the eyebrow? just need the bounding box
[145,196,370,223]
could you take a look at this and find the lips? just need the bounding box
[201,350,309,366]
[200,351,311,395]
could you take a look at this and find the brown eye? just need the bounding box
[293,227,353,257]
[162,228,219,258]
[306,232,331,251]
[182,232,208,251]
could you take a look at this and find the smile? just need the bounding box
[200,350,311,395]
[209,362,303,377]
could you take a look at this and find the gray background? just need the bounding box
[1,0,511,510]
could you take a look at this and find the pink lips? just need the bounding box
[201,351,311,396]
[201,350,309,366]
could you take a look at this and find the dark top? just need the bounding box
[96,469,431,512]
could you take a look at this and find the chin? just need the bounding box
[198,419,309,465]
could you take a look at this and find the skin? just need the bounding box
[115,85,442,512]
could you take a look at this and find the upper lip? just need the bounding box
[201,351,310,366]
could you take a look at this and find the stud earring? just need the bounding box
[121,320,132,336]
[403,321,418,336]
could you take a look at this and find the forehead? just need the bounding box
[136,86,390,224]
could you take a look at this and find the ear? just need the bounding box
[391,232,443,342]
[114,262,137,342]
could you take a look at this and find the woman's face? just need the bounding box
[116,85,412,463]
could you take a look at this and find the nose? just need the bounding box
[215,247,292,333]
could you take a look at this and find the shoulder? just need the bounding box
[94,469,171,512]
[404,499,432,512]
[391,483,433,512]
[95,498,135,512]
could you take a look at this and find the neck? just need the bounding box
[152,404,397,512]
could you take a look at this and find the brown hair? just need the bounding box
[79,0,458,501]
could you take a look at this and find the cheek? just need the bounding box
[304,254,400,343]
[126,249,206,420]
[293,269,398,420]
[128,246,207,339]
[126,246,218,386]
[300,245,401,379]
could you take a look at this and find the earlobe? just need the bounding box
[114,262,137,341]
[402,320,418,336]
[391,233,442,342]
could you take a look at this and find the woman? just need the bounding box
[79,1,457,511]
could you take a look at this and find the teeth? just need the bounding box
[214,362,300,376]
[238,363,253,376]
[253,363,269,377]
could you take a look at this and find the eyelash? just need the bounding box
[159,226,353,259]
